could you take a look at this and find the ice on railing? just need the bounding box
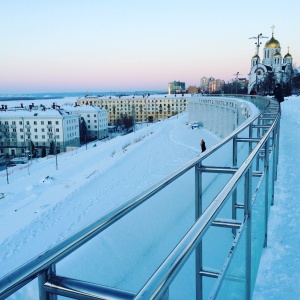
[188,96,253,138]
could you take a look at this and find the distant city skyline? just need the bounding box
[0,0,299,94]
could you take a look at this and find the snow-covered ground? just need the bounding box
[253,96,300,299]
[0,96,299,299]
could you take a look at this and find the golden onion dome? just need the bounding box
[273,51,281,57]
[284,53,292,59]
[265,35,280,48]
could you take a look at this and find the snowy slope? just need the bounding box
[0,109,219,278]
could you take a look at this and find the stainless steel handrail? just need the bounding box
[134,107,280,299]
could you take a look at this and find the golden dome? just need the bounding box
[284,53,292,59]
[273,51,281,57]
[265,35,280,48]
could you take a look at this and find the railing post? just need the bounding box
[271,121,279,206]
[195,162,203,299]
[38,264,57,300]
[232,136,238,236]
[248,123,253,154]
[244,166,252,300]
[264,139,270,248]
[274,119,280,183]
[257,117,261,138]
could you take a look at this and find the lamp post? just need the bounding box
[25,150,30,175]
[132,104,136,133]
[234,72,240,94]
[6,159,9,184]
[55,137,58,171]
[54,127,58,170]
[249,33,268,93]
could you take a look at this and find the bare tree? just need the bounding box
[261,72,276,95]
[292,73,300,94]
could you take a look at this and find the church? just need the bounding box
[248,27,293,94]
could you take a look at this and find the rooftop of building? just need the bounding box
[76,94,192,101]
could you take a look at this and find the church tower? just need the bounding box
[262,26,281,66]
[248,26,293,94]
[283,48,293,65]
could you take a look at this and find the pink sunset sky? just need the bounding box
[0,0,299,94]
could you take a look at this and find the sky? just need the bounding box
[1,95,299,299]
[0,0,299,94]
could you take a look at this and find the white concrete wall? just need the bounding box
[188,96,252,138]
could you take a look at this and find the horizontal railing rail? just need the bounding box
[135,105,280,299]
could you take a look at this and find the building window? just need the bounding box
[34,121,37,125]
[41,121,44,125]
[55,121,59,125]
[35,135,38,139]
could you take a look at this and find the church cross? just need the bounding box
[271,25,275,36]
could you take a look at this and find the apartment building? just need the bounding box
[75,95,188,125]
[168,81,186,94]
[68,105,108,141]
[200,77,225,93]
[0,106,80,157]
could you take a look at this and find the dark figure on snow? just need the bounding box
[250,89,257,98]
[200,139,206,152]
[274,83,284,103]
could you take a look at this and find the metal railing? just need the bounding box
[0,95,280,300]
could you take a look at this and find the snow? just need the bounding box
[1,96,299,299]
[252,96,300,299]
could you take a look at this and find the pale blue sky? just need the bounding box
[0,0,299,93]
